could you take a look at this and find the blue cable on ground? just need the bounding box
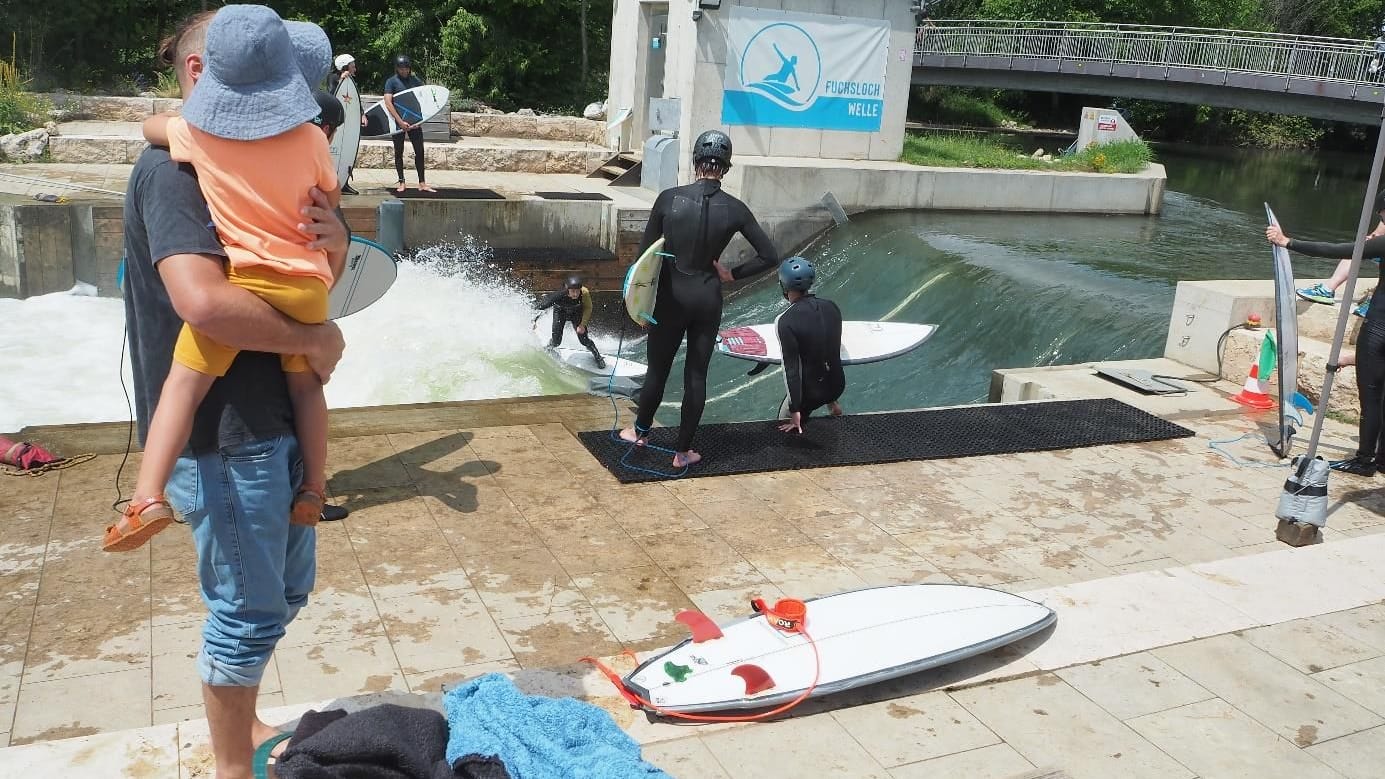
[1208,434,1292,469]
[603,317,688,480]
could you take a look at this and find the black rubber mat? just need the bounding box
[576,398,1195,484]
[534,191,612,201]
[384,187,505,200]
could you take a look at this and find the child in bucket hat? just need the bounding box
[105,5,341,553]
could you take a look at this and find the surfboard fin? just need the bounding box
[746,363,770,377]
[731,664,775,696]
[675,610,724,643]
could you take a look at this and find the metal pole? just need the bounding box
[1300,105,1385,473]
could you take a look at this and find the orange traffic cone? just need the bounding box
[1231,363,1274,410]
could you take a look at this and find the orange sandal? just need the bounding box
[291,488,325,527]
[103,496,175,552]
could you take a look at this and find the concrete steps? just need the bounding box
[47,133,610,174]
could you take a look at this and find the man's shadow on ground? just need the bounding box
[328,430,501,516]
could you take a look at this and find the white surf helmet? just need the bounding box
[334,53,355,71]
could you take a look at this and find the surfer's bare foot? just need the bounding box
[395,181,406,193]
[673,450,702,468]
[829,402,844,417]
[619,427,647,446]
[419,183,436,193]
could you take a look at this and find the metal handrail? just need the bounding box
[914,20,1385,86]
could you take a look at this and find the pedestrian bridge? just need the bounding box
[913,20,1385,124]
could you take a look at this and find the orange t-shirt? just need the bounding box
[167,118,338,284]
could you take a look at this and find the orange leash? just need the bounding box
[581,598,822,723]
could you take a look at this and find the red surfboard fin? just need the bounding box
[675,610,724,643]
[731,664,775,696]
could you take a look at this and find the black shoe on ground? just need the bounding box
[341,183,359,196]
[1330,456,1377,477]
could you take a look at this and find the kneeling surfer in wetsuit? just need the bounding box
[619,129,779,468]
[535,275,606,369]
[775,257,845,434]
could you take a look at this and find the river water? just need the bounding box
[0,142,1376,434]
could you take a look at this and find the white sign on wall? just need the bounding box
[720,6,890,133]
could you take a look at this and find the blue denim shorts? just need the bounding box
[165,434,317,687]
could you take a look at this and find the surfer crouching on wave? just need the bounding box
[620,129,779,468]
[774,257,845,434]
[534,275,606,370]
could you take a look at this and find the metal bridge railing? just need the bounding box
[914,20,1385,86]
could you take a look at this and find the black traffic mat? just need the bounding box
[383,187,505,200]
[576,398,1195,484]
[534,191,612,201]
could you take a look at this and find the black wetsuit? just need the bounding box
[384,73,426,184]
[777,295,845,422]
[537,286,601,359]
[634,178,778,452]
[1286,234,1385,459]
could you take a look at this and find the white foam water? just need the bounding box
[0,238,599,434]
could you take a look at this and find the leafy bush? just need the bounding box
[902,133,1153,174]
[0,60,49,136]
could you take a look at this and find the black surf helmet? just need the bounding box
[395,54,413,69]
[693,129,733,169]
[566,275,583,289]
[778,257,815,294]
[311,90,344,130]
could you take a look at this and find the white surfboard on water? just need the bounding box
[625,584,1055,713]
[361,84,451,139]
[329,75,363,187]
[622,237,665,325]
[328,237,397,320]
[550,346,646,378]
[716,321,938,365]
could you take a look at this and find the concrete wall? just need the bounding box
[714,159,1168,271]
[610,0,915,180]
[403,200,613,251]
[669,0,916,182]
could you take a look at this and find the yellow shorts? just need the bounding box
[174,263,329,377]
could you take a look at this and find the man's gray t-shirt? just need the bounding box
[123,147,294,453]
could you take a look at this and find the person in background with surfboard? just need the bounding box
[774,257,845,434]
[619,129,779,469]
[534,275,606,369]
[1269,195,1385,477]
[329,53,364,195]
[383,54,435,194]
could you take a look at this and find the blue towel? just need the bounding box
[443,673,670,779]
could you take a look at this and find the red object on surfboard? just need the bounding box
[0,436,62,470]
[718,326,768,358]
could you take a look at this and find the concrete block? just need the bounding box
[769,127,825,159]
[789,0,836,16]
[696,7,731,65]
[1277,519,1323,547]
[870,22,913,161]
[729,124,773,157]
[1049,172,1156,214]
[926,169,1057,211]
[402,200,608,251]
[152,98,183,115]
[819,130,870,160]
[0,205,19,297]
[839,0,887,17]
[77,96,155,122]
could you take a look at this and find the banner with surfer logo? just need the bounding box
[721,7,889,133]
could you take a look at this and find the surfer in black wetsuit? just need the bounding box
[619,130,779,468]
[535,275,605,369]
[1268,191,1385,476]
[774,257,845,434]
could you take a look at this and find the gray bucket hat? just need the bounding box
[284,19,332,87]
[181,5,321,141]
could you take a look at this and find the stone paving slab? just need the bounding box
[4,395,1385,775]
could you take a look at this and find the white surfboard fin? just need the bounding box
[731,664,775,695]
[675,610,724,643]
